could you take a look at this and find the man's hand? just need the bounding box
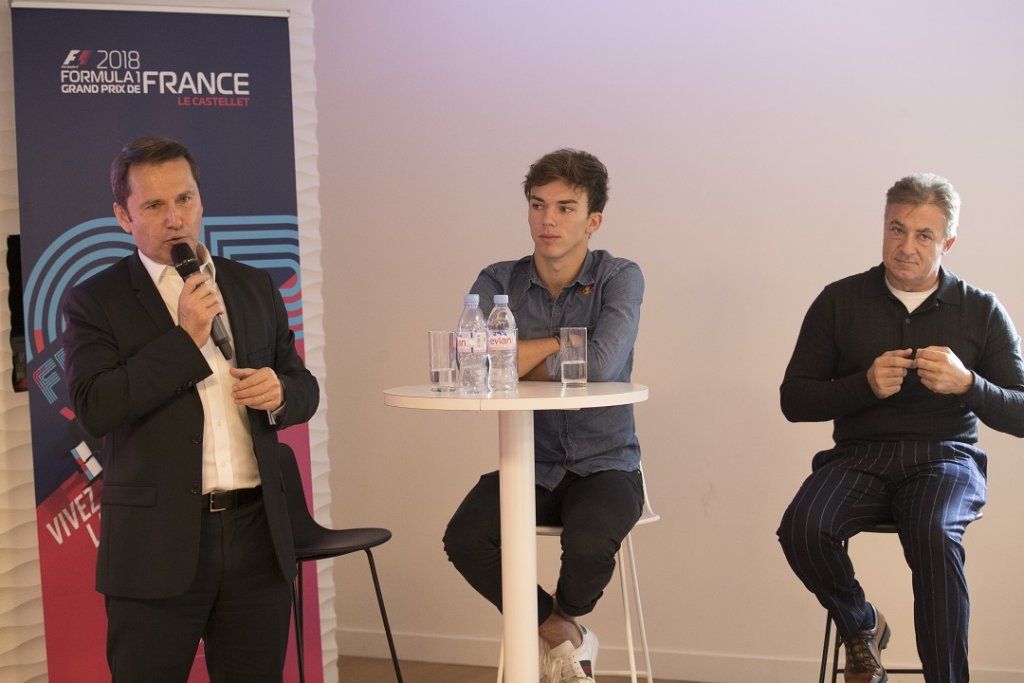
[177,272,223,349]
[914,346,974,395]
[230,367,284,411]
[867,348,915,398]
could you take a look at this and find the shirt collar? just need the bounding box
[527,250,597,289]
[863,263,961,305]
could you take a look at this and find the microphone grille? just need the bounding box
[170,242,197,268]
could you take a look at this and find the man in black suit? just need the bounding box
[62,137,319,682]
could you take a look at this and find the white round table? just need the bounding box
[383,381,648,683]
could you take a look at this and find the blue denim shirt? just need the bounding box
[471,249,644,490]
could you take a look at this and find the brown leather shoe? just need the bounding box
[843,605,890,683]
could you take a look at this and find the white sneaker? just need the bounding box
[543,625,598,682]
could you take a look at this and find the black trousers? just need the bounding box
[778,441,987,683]
[443,468,644,625]
[105,497,292,683]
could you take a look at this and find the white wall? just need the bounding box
[313,1,1024,681]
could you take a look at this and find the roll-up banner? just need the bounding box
[12,5,319,681]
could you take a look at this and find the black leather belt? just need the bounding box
[202,486,262,512]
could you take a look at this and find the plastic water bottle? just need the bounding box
[487,294,518,393]
[456,294,488,394]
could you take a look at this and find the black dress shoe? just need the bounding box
[844,604,890,683]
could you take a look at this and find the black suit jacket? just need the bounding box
[62,251,319,599]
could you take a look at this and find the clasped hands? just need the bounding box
[867,347,973,399]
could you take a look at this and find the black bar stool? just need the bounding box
[279,444,403,683]
[819,511,981,682]
[819,522,924,682]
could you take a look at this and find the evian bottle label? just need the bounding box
[488,330,517,353]
[458,332,486,354]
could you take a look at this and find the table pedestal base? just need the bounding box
[498,409,538,683]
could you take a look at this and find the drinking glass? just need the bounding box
[428,331,457,391]
[559,327,587,388]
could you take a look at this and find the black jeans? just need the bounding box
[443,468,644,625]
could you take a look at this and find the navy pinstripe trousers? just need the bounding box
[778,441,987,683]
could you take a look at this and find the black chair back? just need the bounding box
[278,443,323,550]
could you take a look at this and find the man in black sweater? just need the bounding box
[777,173,1024,683]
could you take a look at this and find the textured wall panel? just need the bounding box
[0,3,47,679]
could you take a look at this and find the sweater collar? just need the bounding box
[863,263,961,305]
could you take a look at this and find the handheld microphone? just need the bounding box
[170,243,234,361]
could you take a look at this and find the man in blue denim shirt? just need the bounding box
[444,149,644,683]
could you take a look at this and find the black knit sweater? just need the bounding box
[781,264,1024,445]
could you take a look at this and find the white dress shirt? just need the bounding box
[138,247,260,493]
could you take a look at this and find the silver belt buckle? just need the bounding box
[208,491,228,512]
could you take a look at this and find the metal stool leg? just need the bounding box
[625,534,655,683]
[365,549,404,683]
[293,563,307,683]
[819,609,842,682]
[618,541,639,683]
[830,623,842,681]
[818,607,831,683]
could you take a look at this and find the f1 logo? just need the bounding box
[61,49,91,66]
